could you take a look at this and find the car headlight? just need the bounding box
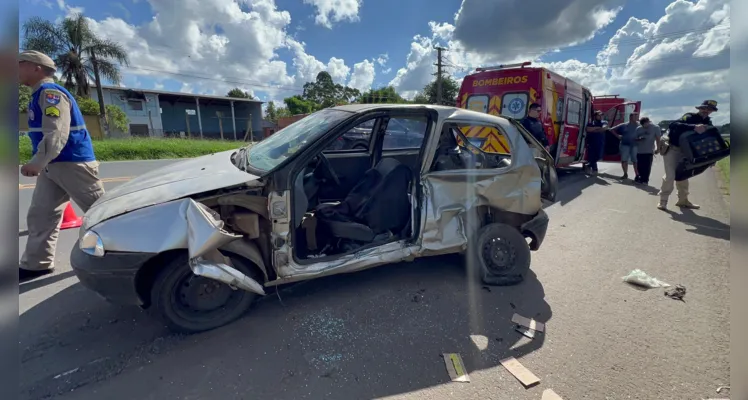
[80,230,105,257]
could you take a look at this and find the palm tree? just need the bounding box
[22,13,130,122]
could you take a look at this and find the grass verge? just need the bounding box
[19,135,247,164]
[716,156,730,194]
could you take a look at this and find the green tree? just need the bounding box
[276,106,292,119]
[658,120,674,130]
[284,95,318,115]
[19,85,32,113]
[358,86,406,104]
[413,76,460,105]
[227,87,254,99]
[719,123,730,134]
[105,104,129,132]
[75,95,101,115]
[22,13,130,119]
[301,71,361,108]
[265,101,278,123]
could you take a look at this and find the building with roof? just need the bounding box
[90,85,264,140]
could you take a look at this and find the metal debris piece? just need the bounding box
[442,353,470,382]
[511,313,545,332]
[515,325,535,339]
[716,385,729,393]
[542,389,564,400]
[664,284,687,301]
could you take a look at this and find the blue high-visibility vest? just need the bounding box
[28,82,96,163]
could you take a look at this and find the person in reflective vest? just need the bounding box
[19,50,105,280]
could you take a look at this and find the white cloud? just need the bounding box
[388,0,730,123]
[375,53,388,66]
[452,0,623,59]
[348,59,376,92]
[303,0,362,29]
[81,0,372,106]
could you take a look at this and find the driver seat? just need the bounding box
[315,158,413,242]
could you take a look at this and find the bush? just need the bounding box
[19,135,247,164]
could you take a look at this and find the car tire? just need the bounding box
[352,143,368,150]
[468,223,531,286]
[150,254,261,334]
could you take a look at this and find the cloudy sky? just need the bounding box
[21,0,730,124]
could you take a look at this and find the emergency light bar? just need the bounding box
[475,61,532,72]
[593,94,620,98]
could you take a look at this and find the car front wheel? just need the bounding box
[468,223,531,286]
[150,254,261,333]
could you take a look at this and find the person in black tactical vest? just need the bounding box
[19,50,106,280]
[657,100,717,210]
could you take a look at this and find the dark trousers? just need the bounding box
[637,153,654,182]
[586,133,604,171]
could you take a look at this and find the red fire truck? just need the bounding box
[592,95,642,163]
[456,61,641,167]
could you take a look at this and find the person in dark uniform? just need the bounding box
[520,103,549,150]
[657,100,717,210]
[584,110,607,175]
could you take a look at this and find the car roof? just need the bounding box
[331,103,513,126]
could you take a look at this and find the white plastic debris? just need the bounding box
[622,269,671,289]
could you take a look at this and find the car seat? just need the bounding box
[316,158,413,242]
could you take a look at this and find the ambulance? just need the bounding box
[592,95,642,162]
[456,61,641,167]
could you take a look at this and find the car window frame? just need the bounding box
[381,115,430,151]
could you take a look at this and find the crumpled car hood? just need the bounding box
[83,149,261,230]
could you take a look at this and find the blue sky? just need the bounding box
[20,0,731,124]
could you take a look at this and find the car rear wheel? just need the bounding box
[468,223,531,286]
[150,254,261,334]
[352,143,368,150]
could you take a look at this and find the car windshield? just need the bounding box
[244,109,352,172]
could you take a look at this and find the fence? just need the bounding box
[18,112,106,139]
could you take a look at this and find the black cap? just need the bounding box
[696,100,718,111]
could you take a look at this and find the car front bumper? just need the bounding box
[70,240,156,306]
[520,209,549,251]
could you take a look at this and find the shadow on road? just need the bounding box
[20,255,551,400]
[548,167,609,208]
[665,208,730,241]
[19,271,77,294]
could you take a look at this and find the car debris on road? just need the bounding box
[442,353,470,382]
[664,284,687,301]
[542,389,564,399]
[500,356,540,388]
[622,269,671,289]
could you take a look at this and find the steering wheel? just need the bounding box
[316,153,341,186]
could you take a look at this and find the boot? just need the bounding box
[675,200,700,209]
[657,201,667,210]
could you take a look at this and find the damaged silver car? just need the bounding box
[71,104,558,333]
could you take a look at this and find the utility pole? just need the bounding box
[433,46,446,105]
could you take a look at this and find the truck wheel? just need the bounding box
[150,254,261,334]
[468,223,531,286]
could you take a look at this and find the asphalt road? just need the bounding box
[18,158,731,400]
